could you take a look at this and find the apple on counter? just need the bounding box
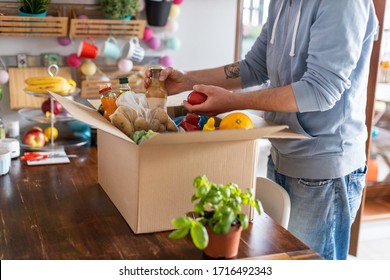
[22,127,46,148]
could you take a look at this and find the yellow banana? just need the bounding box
[25,82,72,94]
[25,76,68,85]
[67,79,76,87]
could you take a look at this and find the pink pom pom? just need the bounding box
[117,58,133,72]
[147,36,161,50]
[57,36,72,46]
[66,53,82,67]
[0,69,9,85]
[77,15,89,19]
[165,19,179,33]
[173,0,183,5]
[159,56,173,68]
[143,26,153,41]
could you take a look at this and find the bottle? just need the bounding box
[119,77,131,96]
[145,66,168,111]
[99,84,117,121]
[0,116,5,139]
[6,120,19,139]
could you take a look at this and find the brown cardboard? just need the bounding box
[50,92,301,234]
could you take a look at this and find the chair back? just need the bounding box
[255,177,291,229]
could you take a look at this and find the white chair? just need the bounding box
[255,177,291,229]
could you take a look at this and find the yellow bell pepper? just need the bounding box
[203,117,216,131]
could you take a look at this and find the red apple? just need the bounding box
[41,98,63,115]
[22,128,46,148]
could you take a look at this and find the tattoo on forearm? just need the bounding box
[224,62,240,79]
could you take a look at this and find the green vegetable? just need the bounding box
[131,129,157,144]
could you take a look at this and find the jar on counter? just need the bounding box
[99,84,117,121]
[145,66,168,111]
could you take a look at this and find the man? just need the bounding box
[145,0,378,260]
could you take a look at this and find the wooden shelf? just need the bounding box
[77,65,145,99]
[68,5,145,38]
[0,3,68,37]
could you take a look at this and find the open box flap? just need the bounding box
[50,92,133,143]
[142,119,289,145]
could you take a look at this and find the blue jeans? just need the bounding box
[267,156,366,260]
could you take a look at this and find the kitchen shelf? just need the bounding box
[0,3,68,37]
[68,6,145,38]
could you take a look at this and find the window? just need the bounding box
[237,0,270,60]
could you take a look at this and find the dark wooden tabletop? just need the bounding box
[0,146,321,260]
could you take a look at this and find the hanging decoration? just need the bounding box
[117,58,134,72]
[165,18,179,33]
[57,36,72,46]
[147,36,161,50]
[66,53,82,67]
[159,55,173,68]
[143,26,153,41]
[80,60,97,76]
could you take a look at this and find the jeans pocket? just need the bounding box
[298,178,333,189]
[348,166,367,221]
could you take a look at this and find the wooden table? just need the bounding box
[0,146,321,260]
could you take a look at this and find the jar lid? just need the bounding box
[99,86,112,94]
[149,65,163,71]
[119,77,129,84]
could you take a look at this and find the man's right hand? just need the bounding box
[144,67,188,95]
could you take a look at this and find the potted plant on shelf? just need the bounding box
[169,175,262,259]
[100,0,139,20]
[18,0,50,17]
[145,0,173,26]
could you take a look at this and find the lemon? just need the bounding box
[44,127,59,141]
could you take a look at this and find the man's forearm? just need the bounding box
[185,63,243,91]
[234,84,299,112]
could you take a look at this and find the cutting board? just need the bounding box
[8,67,73,110]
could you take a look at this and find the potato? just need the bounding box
[152,107,168,124]
[134,117,149,131]
[117,106,138,123]
[111,112,134,137]
[149,118,161,132]
[158,124,167,133]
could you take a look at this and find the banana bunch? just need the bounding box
[24,76,77,95]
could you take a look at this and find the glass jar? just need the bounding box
[145,66,168,111]
[99,84,117,121]
[119,77,131,96]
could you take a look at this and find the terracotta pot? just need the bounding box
[203,225,243,259]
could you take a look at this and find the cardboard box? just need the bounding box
[51,92,302,234]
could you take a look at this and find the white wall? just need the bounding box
[0,0,238,127]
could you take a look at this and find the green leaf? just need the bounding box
[169,227,190,239]
[190,222,208,250]
[193,175,209,189]
[171,216,192,228]
[213,222,231,234]
[238,213,249,229]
